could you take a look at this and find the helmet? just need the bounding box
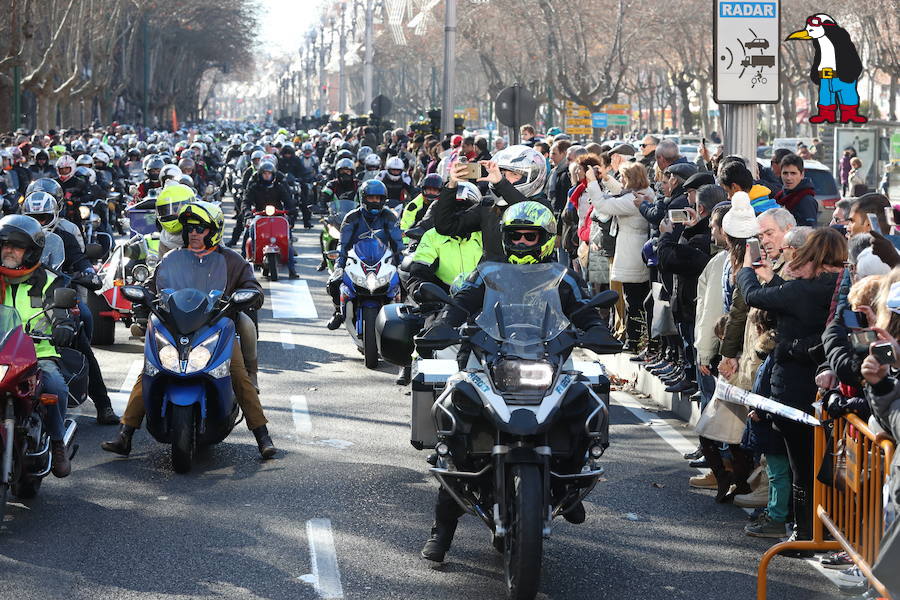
[159,163,182,185]
[75,154,93,168]
[26,178,63,202]
[77,166,96,185]
[258,161,277,185]
[0,214,45,269]
[250,150,265,164]
[335,158,355,175]
[127,148,141,161]
[385,156,404,181]
[364,154,381,170]
[280,143,295,155]
[178,200,224,248]
[301,142,314,154]
[359,179,387,215]
[336,149,354,162]
[421,173,443,192]
[155,183,194,234]
[356,146,373,162]
[176,173,196,189]
[500,201,557,264]
[56,154,77,181]
[144,155,165,181]
[93,151,109,165]
[454,181,482,206]
[330,138,343,151]
[22,191,61,231]
[70,140,86,153]
[177,157,195,172]
[241,142,253,154]
[492,145,547,199]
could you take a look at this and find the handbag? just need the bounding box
[650,281,678,338]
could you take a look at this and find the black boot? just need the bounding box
[95,403,119,425]
[316,259,327,272]
[396,365,412,386]
[782,484,814,557]
[421,519,459,564]
[252,425,277,459]
[700,437,733,503]
[50,440,71,478]
[101,425,135,456]
[326,310,344,330]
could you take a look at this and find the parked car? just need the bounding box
[756,158,840,209]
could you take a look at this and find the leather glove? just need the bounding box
[72,271,102,291]
[51,324,76,348]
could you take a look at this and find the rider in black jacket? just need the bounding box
[243,161,299,278]
[277,144,313,228]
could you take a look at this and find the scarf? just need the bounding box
[775,185,814,212]
[0,264,40,303]
[189,246,216,259]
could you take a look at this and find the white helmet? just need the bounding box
[455,181,482,205]
[93,151,110,165]
[385,156,404,181]
[364,154,382,169]
[491,145,547,199]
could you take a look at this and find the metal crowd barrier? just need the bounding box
[757,408,896,599]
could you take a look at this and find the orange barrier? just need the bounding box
[757,408,895,599]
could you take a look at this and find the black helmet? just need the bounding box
[25,178,64,202]
[0,215,46,269]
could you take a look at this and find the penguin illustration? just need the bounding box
[786,13,867,124]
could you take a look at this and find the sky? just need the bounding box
[259,0,327,54]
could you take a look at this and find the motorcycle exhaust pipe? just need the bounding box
[62,418,78,461]
[2,399,14,484]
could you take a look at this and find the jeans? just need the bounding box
[39,359,68,440]
[765,452,792,522]
[677,320,696,381]
[697,371,717,410]
[818,77,860,106]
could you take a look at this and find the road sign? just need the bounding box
[714,0,781,103]
[891,132,900,163]
[486,121,497,131]
[591,113,607,128]
[463,107,479,123]
[371,95,392,117]
[565,101,593,135]
[607,114,630,126]
[495,85,537,129]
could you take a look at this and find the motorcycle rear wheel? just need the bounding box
[170,405,195,474]
[504,464,543,600]
[362,305,379,369]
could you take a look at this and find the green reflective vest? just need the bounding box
[3,272,58,359]
[413,229,483,287]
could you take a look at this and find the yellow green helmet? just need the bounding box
[156,183,195,233]
[178,200,224,249]
[500,201,557,264]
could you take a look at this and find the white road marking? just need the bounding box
[270,279,318,319]
[291,394,312,434]
[612,391,698,459]
[303,518,344,599]
[107,358,143,415]
[280,329,296,349]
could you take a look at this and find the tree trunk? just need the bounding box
[36,93,51,133]
[647,92,655,132]
[0,82,11,131]
[889,72,897,121]
[698,79,710,137]
[678,84,693,134]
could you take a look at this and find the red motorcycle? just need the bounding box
[0,297,82,521]
[244,205,291,281]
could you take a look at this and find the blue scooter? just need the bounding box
[122,249,260,473]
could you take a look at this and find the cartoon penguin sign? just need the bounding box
[786,14,867,125]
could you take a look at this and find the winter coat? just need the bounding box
[694,250,727,367]
[840,155,852,185]
[774,178,818,227]
[758,166,784,194]
[585,181,651,283]
[656,217,712,323]
[638,185,688,239]
[244,176,293,216]
[549,161,571,214]
[737,268,839,411]
[740,354,788,455]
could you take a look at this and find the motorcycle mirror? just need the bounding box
[52,287,78,309]
[231,289,261,306]
[571,290,619,318]
[84,243,104,260]
[121,285,148,305]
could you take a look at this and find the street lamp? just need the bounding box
[338,1,347,114]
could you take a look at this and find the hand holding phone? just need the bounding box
[843,309,869,329]
[668,209,690,224]
[871,340,896,365]
[747,238,763,267]
[867,213,882,235]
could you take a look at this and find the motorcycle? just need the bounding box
[244,205,291,282]
[121,249,261,473]
[0,291,85,520]
[319,199,355,272]
[79,198,114,258]
[339,236,401,369]
[399,262,620,600]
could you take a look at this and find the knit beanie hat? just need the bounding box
[722,191,760,238]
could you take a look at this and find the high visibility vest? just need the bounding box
[413,229,483,287]
[3,272,58,359]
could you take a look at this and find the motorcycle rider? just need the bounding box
[399,173,442,243]
[0,215,79,477]
[417,200,614,564]
[326,179,404,330]
[29,149,56,179]
[277,143,313,229]
[133,154,164,200]
[101,201,276,459]
[360,153,382,182]
[377,156,417,208]
[243,161,299,279]
[27,178,86,252]
[55,154,91,229]
[298,142,320,211]
[321,158,360,205]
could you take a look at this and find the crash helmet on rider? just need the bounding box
[280,143,295,156]
[76,166,96,185]
[26,178,64,202]
[55,154,77,182]
[250,150,265,169]
[178,157,195,175]
[385,156,405,181]
[92,151,110,168]
[127,148,141,162]
[241,142,254,155]
[156,183,194,234]
[490,145,547,199]
[75,154,93,169]
[336,149,354,162]
[421,173,443,202]
[359,179,388,217]
[21,191,62,231]
[258,161,277,186]
[500,201,557,264]
[144,154,165,182]
[0,214,45,270]
[176,173,196,190]
[454,181,483,206]
[178,200,224,249]
[159,163,182,186]
[301,142,314,155]
[335,158,355,180]
[356,146,373,162]
[363,153,381,172]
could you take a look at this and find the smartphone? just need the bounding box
[867,213,882,235]
[702,137,707,145]
[871,341,896,365]
[747,238,763,267]
[459,162,481,180]
[668,209,690,224]
[843,309,869,329]
[850,329,877,347]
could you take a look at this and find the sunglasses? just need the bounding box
[185,223,208,234]
[510,231,540,243]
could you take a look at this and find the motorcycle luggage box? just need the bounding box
[376,303,424,367]
[410,359,457,450]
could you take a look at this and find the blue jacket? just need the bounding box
[336,207,404,268]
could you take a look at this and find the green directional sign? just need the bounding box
[892,132,900,162]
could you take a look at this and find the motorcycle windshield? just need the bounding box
[354,237,387,266]
[328,200,356,220]
[156,250,227,334]
[41,232,65,271]
[474,262,570,351]
[125,209,157,236]
[0,305,22,348]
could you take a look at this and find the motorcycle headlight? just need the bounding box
[185,331,219,374]
[79,205,91,220]
[492,359,555,395]
[90,213,101,226]
[132,264,150,283]
[365,272,380,291]
[158,344,179,372]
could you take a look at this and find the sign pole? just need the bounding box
[440,0,457,137]
[723,104,760,178]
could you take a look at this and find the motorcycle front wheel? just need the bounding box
[170,405,195,474]
[504,463,543,600]
[362,305,380,369]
